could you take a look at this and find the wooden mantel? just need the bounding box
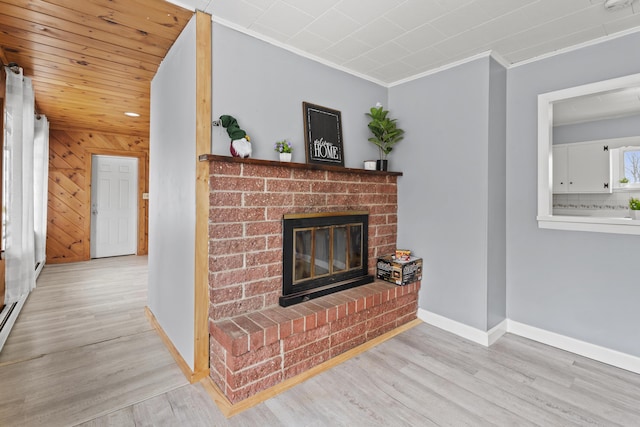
[198,154,403,177]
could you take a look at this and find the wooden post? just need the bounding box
[193,10,212,382]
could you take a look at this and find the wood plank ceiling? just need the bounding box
[0,0,193,136]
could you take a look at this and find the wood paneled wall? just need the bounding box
[47,130,149,264]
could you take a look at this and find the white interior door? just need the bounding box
[90,155,138,258]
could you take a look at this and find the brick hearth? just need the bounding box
[203,155,419,403]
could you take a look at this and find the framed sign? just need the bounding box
[302,102,344,166]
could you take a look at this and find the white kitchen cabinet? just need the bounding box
[552,141,611,194]
[552,145,568,193]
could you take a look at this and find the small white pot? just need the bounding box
[364,160,376,170]
[631,210,640,220]
[279,152,292,162]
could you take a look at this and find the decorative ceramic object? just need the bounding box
[279,152,292,162]
[376,159,388,171]
[364,160,376,170]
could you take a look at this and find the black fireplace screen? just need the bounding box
[281,212,373,307]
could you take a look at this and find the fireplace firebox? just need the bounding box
[280,211,374,307]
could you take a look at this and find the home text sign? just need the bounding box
[303,102,344,166]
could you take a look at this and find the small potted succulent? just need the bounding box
[274,139,293,162]
[630,197,640,220]
[619,177,629,187]
[365,103,404,171]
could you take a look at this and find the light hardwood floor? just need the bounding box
[1,257,639,426]
[0,256,187,426]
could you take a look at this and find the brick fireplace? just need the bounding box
[203,155,420,403]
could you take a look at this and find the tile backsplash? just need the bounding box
[553,191,638,212]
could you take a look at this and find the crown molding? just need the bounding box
[211,17,389,88]
[388,51,506,87]
[165,1,640,88]
[488,50,511,69]
[511,25,640,69]
[207,18,514,89]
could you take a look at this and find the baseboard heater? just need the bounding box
[0,260,44,352]
[0,302,17,333]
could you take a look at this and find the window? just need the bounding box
[623,148,640,185]
[612,146,640,189]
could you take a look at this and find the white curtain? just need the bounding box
[34,114,49,268]
[3,66,36,304]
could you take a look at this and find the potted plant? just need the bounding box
[274,139,293,162]
[630,197,640,220]
[366,103,404,171]
[619,177,629,187]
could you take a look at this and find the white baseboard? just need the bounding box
[487,319,508,346]
[417,308,507,347]
[507,320,640,375]
[417,308,640,375]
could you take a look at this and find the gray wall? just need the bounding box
[506,31,640,357]
[390,57,505,332]
[487,58,507,330]
[554,114,640,144]
[211,23,386,167]
[149,16,197,369]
